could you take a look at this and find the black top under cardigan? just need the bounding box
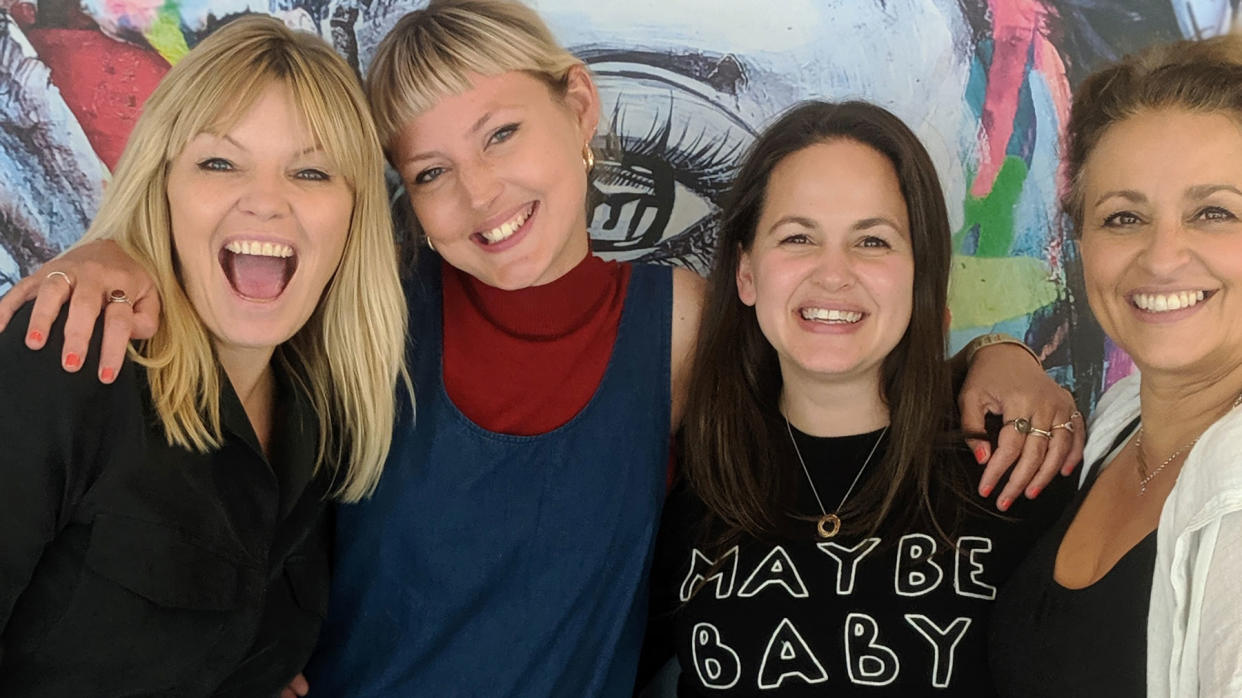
[0,304,331,697]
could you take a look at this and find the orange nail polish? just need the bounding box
[980,483,993,498]
[1028,485,1043,499]
[64,353,80,370]
[27,330,43,344]
[101,367,115,382]
[973,446,988,464]
[998,497,1012,511]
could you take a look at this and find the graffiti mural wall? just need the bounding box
[0,0,1232,404]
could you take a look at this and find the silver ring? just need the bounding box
[46,270,74,290]
[1051,420,1075,434]
[1028,427,1052,439]
[107,289,131,306]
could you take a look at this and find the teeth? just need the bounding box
[1133,290,1207,313]
[225,240,294,258]
[480,204,533,243]
[800,307,863,323]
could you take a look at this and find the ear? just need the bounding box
[736,246,757,307]
[562,64,601,143]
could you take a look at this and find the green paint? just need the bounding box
[948,254,1060,329]
[145,3,189,66]
[955,155,1028,257]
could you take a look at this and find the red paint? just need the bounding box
[9,2,37,27]
[23,27,169,170]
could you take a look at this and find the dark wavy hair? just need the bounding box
[682,100,971,546]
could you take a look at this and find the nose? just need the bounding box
[458,158,503,211]
[811,245,856,291]
[1138,216,1192,276]
[237,169,291,221]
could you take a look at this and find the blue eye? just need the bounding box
[197,158,233,172]
[296,168,331,182]
[489,123,519,145]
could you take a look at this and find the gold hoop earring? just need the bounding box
[425,236,436,252]
[582,143,595,172]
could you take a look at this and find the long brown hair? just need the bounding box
[682,100,970,546]
[1064,33,1242,233]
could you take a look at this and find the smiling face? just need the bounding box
[165,82,352,362]
[737,139,914,387]
[390,69,600,290]
[1079,108,1242,378]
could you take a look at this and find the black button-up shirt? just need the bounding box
[0,305,331,696]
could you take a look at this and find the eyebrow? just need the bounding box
[209,134,321,157]
[1186,183,1242,199]
[400,109,502,168]
[1093,189,1147,207]
[766,215,901,234]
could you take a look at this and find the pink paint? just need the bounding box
[1104,338,1136,390]
[971,0,1052,197]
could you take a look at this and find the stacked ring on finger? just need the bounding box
[107,289,132,306]
[1006,417,1053,438]
[1051,419,1075,434]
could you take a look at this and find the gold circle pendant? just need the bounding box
[816,513,841,539]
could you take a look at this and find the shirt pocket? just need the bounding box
[35,512,250,687]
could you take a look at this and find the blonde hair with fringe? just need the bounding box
[365,0,583,151]
[81,15,409,502]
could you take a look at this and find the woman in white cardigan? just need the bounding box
[989,34,1242,698]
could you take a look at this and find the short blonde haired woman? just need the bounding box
[0,16,407,695]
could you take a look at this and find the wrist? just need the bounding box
[963,333,1041,368]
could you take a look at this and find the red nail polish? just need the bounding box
[980,483,993,498]
[1028,485,1043,499]
[998,497,1012,511]
[974,446,988,464]
[27,330,43,344]
[64,353,80,369]
[101,367,115,382]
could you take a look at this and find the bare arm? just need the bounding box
[0,240,159,383]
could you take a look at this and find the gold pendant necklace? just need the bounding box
[785,417,887,540]
[1135,391,1242,496]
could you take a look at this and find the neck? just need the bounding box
[1137,362,1242,457]
[216,344,277,448]
[780,367,889,437]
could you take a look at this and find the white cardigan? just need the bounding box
[1081,373,1242,698]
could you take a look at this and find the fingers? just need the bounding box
[0,274,44,337]
[979,420,1032,506]
[58,283,110,372]
[1061,409,1086,477]
[129,294,162,341]
[958,385,999,470]
[25,272,77,350]
[282,673,309,698]
[98,300,136,383]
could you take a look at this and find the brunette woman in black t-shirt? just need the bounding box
[641,101,1076,697]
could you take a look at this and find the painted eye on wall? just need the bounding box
[586,59,757,275]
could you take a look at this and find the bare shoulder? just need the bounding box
[670,267,706,429]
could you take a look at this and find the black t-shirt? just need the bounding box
[646,426,1072,697]
[988,420,1153,698]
